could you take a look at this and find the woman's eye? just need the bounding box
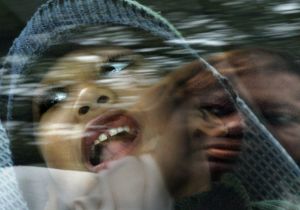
[38,87,68,115]
[201,105,235,117]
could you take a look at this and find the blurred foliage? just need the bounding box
[1,0,300,56]
[139,0,300,57]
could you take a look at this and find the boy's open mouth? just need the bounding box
[83,111,140,172]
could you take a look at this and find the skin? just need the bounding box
[233,70,300,165]
[34,47,148,171]
[189,89,244,181]
[33,45,300,198]
[183,49,300,185]
[208,49,300,168]
[180,51,300,181]
[178,62,244,181]
[32,46,210,197]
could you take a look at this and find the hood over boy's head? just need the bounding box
[0,0,193,167]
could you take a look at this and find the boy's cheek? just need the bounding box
[39,137,85,170]
[133,131,160,156]
[36,122,85,170]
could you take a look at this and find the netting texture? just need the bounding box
[234,97,300,201]
[0,121,28,210]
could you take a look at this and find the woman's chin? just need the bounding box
[206,150,241,181]
[208,160,236,181]
[203,140,242,181]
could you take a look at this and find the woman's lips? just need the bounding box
[206,148,240,160]
[82,111,140,172]
[204,140,242,160]
[203,139,242,179]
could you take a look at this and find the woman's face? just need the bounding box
[33,47,162,172]
[186,69,244,181]
[188,66,300,180]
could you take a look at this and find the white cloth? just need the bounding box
[12,155,173,210]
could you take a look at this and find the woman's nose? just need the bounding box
[192,110,244,138]
[72,85,116,118]
[222,114,244,138]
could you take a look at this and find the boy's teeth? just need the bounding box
[109,128,118,136]
[117,127,123,133]
[94,139,100,145]
[99,134,108,142]
[96,126,131,144]
[124,126,130,132]
[108,126,130,137]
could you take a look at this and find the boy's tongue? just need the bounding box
[100,133,136,161]
[85,113,140,170]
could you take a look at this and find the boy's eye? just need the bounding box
[98,56,133,76]
[99,62,130,75]
[38,87,68,115]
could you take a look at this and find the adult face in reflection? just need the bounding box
[183,63,244,181]
[183,48,300,181]
[210,49,300,166]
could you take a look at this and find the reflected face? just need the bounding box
[33,47,161,172]
[188,69,300,180]
[186,71,244,181]
[234,71,300,165]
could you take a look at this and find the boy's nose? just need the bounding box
[72,85,116,118]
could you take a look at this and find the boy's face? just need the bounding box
[32,47,211,197]
[33,47,163,172]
